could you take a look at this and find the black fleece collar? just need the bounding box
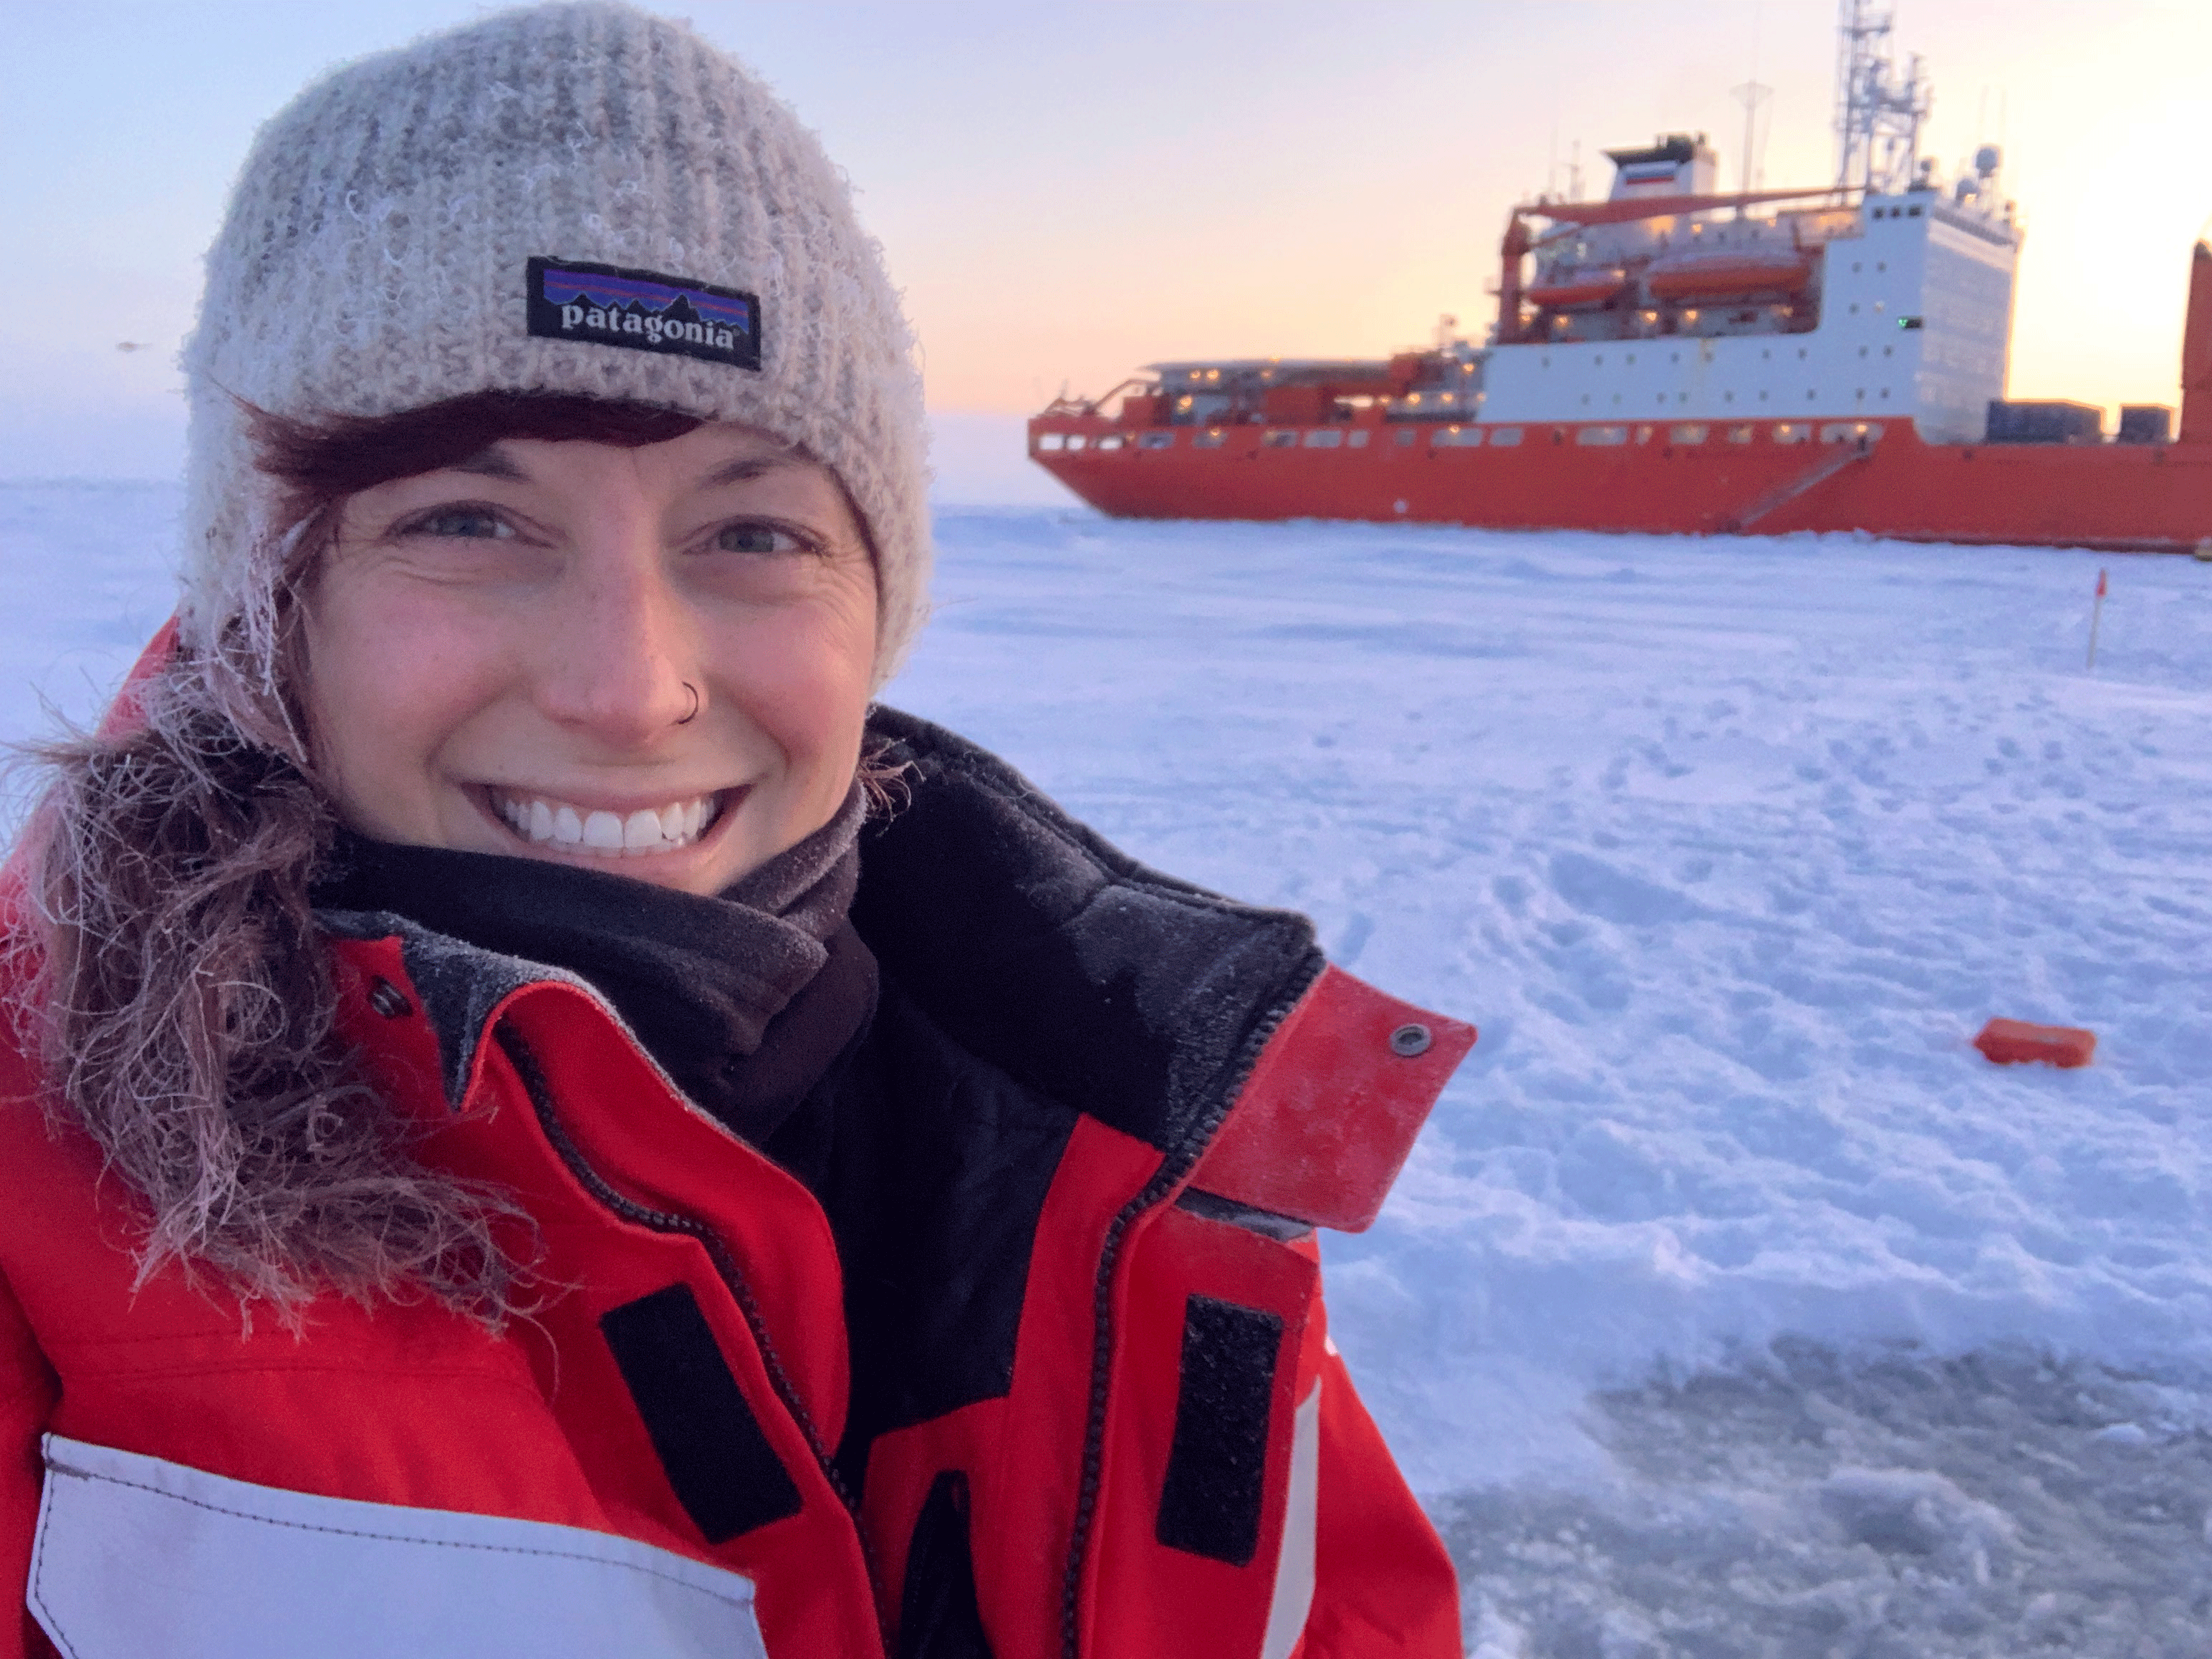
[854,708,1323,1158]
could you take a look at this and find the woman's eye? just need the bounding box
[713,522,804,555]
[405,506,512,540]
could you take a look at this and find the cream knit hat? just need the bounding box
[181,1,930,684]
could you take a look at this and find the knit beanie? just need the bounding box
[181,1,931,686]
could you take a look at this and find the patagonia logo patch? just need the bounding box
[526,256,761,370]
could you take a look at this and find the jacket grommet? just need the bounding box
[367,977,413,1020]
[1388,1022,1433,1058]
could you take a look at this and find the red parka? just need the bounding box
[0,702,1473,1659]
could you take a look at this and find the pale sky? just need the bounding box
[6,1,2205,486]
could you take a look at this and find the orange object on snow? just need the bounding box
[1974,1018,2097,1068]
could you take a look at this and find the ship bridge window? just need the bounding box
[1348,429,1371,448]
[1489,426,1524,447]
[1820,421,1883,444]
[1066,434,1089,451]
[1304,429,1345,448]
[1037,432,1066,452]
[1430,425,1481,447]
[1099,435,1125,451]
[1773,423,1809,445]
[1576,425,1630,447]
[1194,428,1227,448]
[1726,424,1755,444]
[1263,429,1298,448]
[1669,423,1709,445]
[1138,431,1175,450]
[1395,428,1416,447]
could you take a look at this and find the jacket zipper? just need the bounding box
[1055,948,1327,1659]
[494,1023,890,1635]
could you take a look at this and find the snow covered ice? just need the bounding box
[8,481,2212,1653]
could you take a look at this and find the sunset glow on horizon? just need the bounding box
[6,1,2206,483]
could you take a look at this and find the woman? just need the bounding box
[0,6,1474,1657]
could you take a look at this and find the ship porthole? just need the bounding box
[1393,499,1408,514]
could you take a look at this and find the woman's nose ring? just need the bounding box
[678,682,701,725]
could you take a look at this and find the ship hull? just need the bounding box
[1028,420,2212,552]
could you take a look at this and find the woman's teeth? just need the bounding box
[492,792,719,857]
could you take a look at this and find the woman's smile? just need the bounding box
[479,784,736,858]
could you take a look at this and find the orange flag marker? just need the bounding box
[1974,1018,2096,1069]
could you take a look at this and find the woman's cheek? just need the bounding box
[727,601,875,751]
[310,579,510,832]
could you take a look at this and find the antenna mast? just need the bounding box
[1832,0,1930,195]
[1731,80,1772,208]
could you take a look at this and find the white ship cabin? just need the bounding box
[1484,134,2021,442]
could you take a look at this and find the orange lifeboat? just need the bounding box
[1525,272,1627,309]
[1645,251,1812,302]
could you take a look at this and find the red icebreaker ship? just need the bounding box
[1029,8,2212,553]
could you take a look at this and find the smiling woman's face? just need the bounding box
[302,422,878,896]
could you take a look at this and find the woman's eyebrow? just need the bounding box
[447,446,528,480]
[700,455,794,489]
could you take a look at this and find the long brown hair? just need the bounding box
[6,393,753,1322]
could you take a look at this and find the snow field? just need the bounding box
[8,481,2212,1652]
[892,506,2212,1458]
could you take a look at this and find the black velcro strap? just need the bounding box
[897,1471,995,1659]
[600,1282,804,1543]
[1155,1294,1285,1566]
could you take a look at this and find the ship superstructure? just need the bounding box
[1491,130,2017,443]
[1028,3,2211,553]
